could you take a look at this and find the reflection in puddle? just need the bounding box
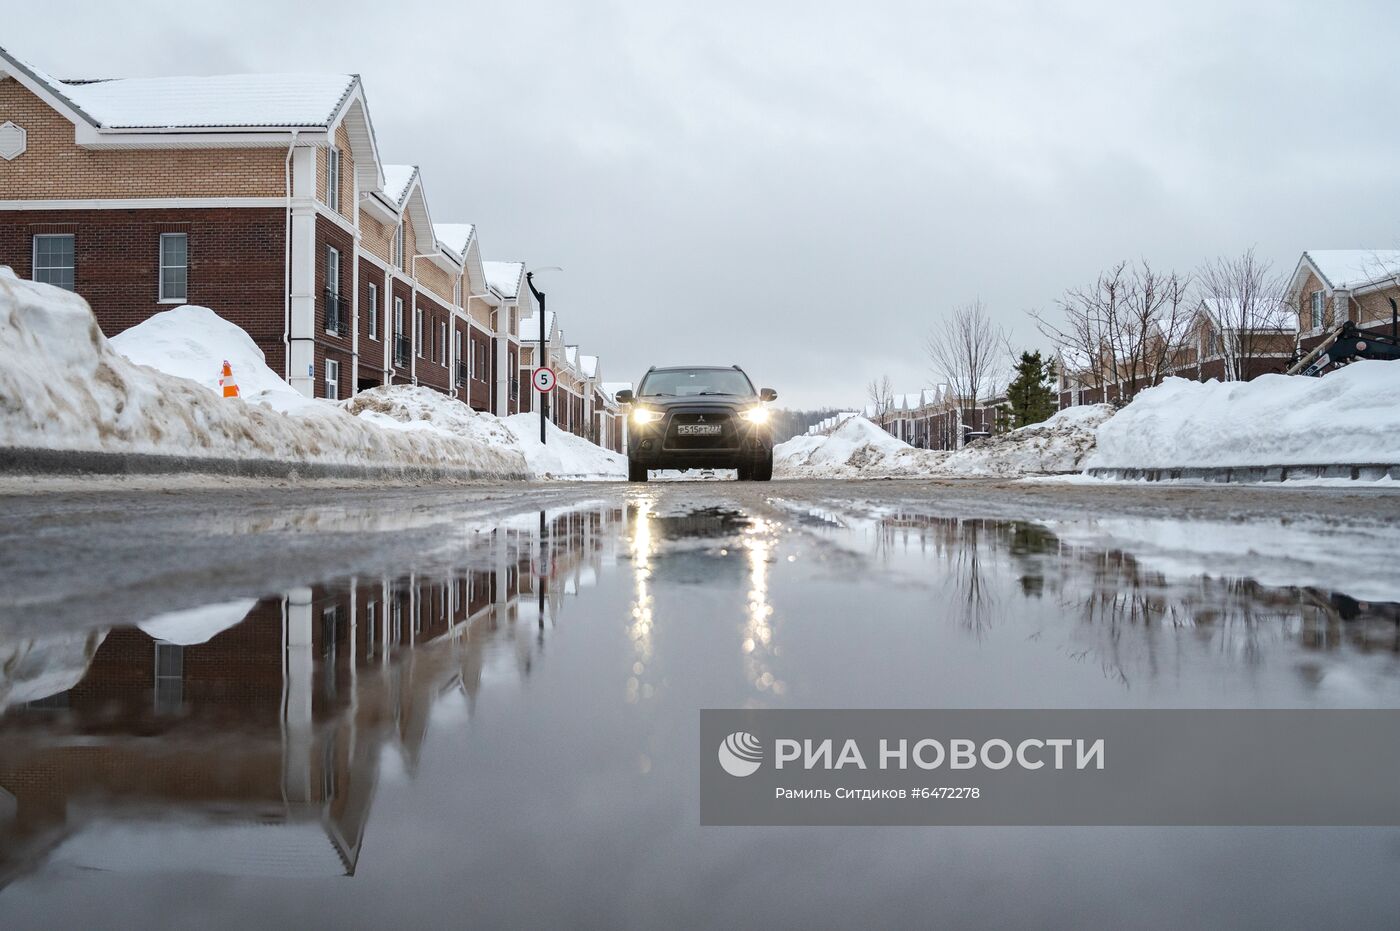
[3,500,1400,914]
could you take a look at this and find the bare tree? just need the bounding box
[1195,248,1290,381]
[1031,260,1191,404]
[925,299,1009,433]
[866,374,894,427]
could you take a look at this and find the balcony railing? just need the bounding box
[457,361,469,386]
[323,288,343,335]
[393,334,411,367]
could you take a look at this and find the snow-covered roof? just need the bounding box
[3,44,359,129]
[579,354,598,379]
[380,164,416,207]
[517,311,555,341]
[484,261,525,299]
[564,345,578,367]
[1303,250,1400,292]
[432,223,475,258]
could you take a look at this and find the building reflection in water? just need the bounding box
[0,504,622,887]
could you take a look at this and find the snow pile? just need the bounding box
[1087,365,1400,470]
[939,404,1114,476]
[0,276,525,477]
[0,628,107,711]
[137,599,258,646]
[343,385,520,450]
[775,416,944,478]
[501,413,624,480]
[110,304,315,414]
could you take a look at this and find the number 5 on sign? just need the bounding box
[532,367,557,393]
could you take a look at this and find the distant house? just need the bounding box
[1285,250,1400,354]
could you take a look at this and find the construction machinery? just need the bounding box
[1287,320,1400,377]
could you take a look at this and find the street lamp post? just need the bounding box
[525,267,560,445]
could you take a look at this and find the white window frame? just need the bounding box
[1310,291,1325,332]
[326,147,341,213]
[393,297,405,338]
[367,282,379,340]
[158,232,188,303]
[439,321,447,365]
[455,329,464,378]
[415,307,425,357]
[325,246,341,334]
[32,233,75,291]
[325,359,340,399]
[392,224,405,270]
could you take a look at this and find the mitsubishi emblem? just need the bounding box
[697,416,706,422]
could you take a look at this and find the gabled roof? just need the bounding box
[517,310,556,341]
[484,261,526,300]
[380,164,416,207]
[0,46,357,130]
[432,223,475,258]
[564,345,578,367]
[579,354,599,379]
[1295,250,1400,294]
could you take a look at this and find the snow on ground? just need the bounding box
[938,404,1114,476]
[501,414,624,480]
[1087,365,1400,470]
[110,304,317,414]
[0,275,525,476]
[775,416,944,478]
[137,598,258,646]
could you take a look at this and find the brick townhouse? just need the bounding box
[0,45,611,442]
[1054,249,1400,409]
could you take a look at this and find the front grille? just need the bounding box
[664,411,738,450]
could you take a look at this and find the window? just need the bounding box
[393,297,405,337]
[455,329,464,369]
[32,234,74,291]
[326,147,341,212]
[326,359,340,399]
[367,283,379,340]
[325,247,341,334]
[153,642,183,714]
[391,224,405,270]
[1310,291,1325,330]
[440,321,447,365]
[159,233,188,302]
[415,308,425,356]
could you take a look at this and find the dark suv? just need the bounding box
[615,365,778,482]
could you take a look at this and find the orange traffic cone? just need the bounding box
[219,360,240,398]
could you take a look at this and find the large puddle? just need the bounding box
[3,497,1400,926]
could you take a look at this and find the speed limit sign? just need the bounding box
[532,366,557,393]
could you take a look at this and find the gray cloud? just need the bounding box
[8,0,1400,406]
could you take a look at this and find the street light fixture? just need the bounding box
[526,266,562,445]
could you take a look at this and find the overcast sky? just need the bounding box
[7,0,1400,407]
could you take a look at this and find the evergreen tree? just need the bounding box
[1005,351,1057,428]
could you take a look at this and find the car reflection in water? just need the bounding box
[2,501,1400,916]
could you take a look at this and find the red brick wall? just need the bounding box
[0,207,287,373]
[314,217,355,400]
[416,294,452,394]
[358,259,385,386]
[469,326,491,410]
[389,279,413,380]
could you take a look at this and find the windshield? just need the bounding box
[638,368,755,398]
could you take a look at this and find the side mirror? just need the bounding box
[760,388,778,402]
[615,389,634,404]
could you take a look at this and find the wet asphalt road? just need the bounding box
[3,476,1398,636]
[4,477,1400,928]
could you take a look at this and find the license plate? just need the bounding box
[677,424,723,436]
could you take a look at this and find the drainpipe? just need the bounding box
[281,131,300,381]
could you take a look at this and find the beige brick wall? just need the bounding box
[0,77,286,199]
[314,122,355,221]
[361,212,392,265]
[417,259,455,305]
[1352,283,1400,328]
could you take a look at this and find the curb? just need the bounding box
[1084,464,1400,484]
[0,446,529,483]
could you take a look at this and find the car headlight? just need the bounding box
[631,408,662,425]
[740,407,770,424]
